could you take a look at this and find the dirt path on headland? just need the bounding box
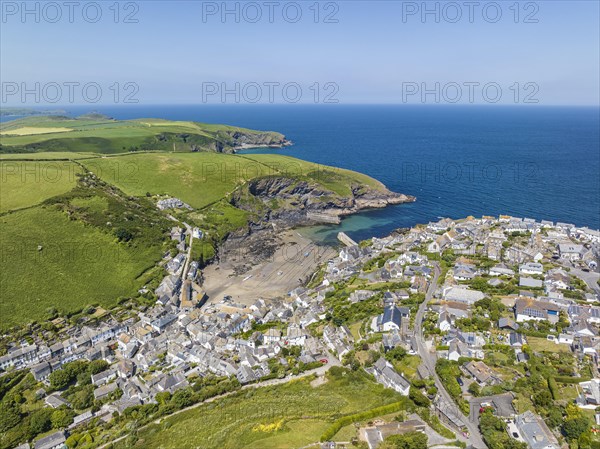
[202,229,336,305]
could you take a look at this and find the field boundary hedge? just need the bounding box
[320,401,406,442]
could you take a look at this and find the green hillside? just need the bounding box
[0,115,287,154]
[0,118,399,329]
[0,160,82,212]
[0,204,166,329]
[112,368,408,449]
[80,152,384,209]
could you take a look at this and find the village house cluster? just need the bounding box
[2,215,599,449]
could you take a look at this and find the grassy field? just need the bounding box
[242,153,384,195]
[527,337,572,353]
[392,355,422,378]
[0,205,163,329]
[113,369,409,449]
[0,151,99,160]
[0,116,285,154]
[81,152,384,210]
[81,152,253,208]
[0,160,82,212]
[0,117,394,329]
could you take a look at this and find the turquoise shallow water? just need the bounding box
[6,105,599,244]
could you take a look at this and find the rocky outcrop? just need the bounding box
[232,176,415,228]
[218,130,292,152]
[217,176,414,270]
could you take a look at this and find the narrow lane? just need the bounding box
[414,262,487,449]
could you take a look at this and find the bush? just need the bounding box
[115,228,134,242]
[409,387,430,408]
[29,408,53,436]
[384,431,428,449]
[320,401,406,442]
[0,400,21,432]
[562,416,591,442]
[49,369,74,390]
[468,382,481,396]
[555,376,591,384]
[547,377,559,400]
[51,408,75,429]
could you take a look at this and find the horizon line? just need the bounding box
[2,103,599,108]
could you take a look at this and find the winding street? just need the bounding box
[413,263,487,449]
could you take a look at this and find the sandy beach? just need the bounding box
[202,229,337,306]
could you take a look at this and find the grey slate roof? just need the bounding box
[381,305,403,328]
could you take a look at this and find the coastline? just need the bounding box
[202,229,336,305]
[232,139,293,152]
[203,187,415,303]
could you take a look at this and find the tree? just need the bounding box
[547,407,564,429]
[156,391,172,405]
[409,387,430,408]
[384,431,428,449]
[385,347,407,362]
[562,416,590,441]
[51,408,74,429]
[0,400,21,432]
[468,382,481,396]
[70,385,94,410]
[49,369,73,390]
[171,388,193,409]
[29,408,53,436]
[77,371,92,386]
[88,360,109,375]
[533,389,553,409]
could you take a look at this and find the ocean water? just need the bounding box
[5,105,599,244]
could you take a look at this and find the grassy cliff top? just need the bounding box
[0,115,286,154]
[0,117,400,329]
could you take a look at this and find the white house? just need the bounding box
[558,333,574,345]
[370,358,410,396]
[558,243,584,261]
[443,286,485,305]
[519,262,544,276]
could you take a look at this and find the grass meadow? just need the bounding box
[0,116,283,154]
[0,161,82,212]
[0,206,162,329]
[114,369,408,449]
[81,152,383,210]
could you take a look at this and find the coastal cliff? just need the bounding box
[206,130,291,153]
[231,175,415,228]
[220,175,414,270]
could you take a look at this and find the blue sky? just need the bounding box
[1,1,599,105]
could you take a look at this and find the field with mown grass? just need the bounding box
[0,161,82,212]
[113,368,409,449]
[527,336,572,353]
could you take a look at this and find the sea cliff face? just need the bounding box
[219,175,414,269]
[213,131,292,153]
[232,176,415,228]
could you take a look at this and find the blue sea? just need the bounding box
[4,105,599,244]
